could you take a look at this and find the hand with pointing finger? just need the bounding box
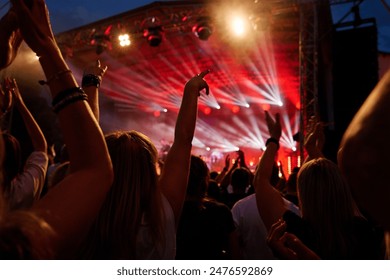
[184,70,210,96]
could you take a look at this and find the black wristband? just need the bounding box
[82,74,101,88]
[265,137,280,150]
[52,87,85,107]
[53,93,88,113]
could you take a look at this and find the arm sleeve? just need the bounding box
[9,151,49,209]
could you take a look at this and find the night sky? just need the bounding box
[43,0,390,52]
[0,1,388,51]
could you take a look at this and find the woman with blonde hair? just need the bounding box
[80,69,211,259]
[254,112,384,259]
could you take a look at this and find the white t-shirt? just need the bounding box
[8,151,48,210]
[136,194,176,259]
[231,194,300,259]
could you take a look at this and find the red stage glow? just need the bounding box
[50,0,315,171]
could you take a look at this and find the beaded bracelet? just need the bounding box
[265,137,280,150]
[39,69,72,85]
[52,92,88,113]
[82,74,101,88]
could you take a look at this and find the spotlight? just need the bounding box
[144,26,163,47]
[192,17,212,41]
[118,34,131,47]
[230,16,248,37]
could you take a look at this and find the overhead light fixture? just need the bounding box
[90,26,112,55]
[144,26,163,47]
[141,17,164,47]
[91,34,110,54]
[192,16,212,41]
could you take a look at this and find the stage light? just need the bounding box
[144,26,163,47]
[216,105,221,110]
[278,101,284,107]
[231,16,248,37]
[206,147,211,151]
[153,111,161,117]
[163,108,168,113]
[118,34,131,47]
[192,17,212,41]
[262,104,271,111]
[203,107,212,115]
[232,105,240,114]
[291,146,297,152]
[245,103,250,108]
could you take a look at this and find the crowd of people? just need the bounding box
[0,0,389,260]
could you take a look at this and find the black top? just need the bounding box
[176,199,235,260]
[283,210,385,260]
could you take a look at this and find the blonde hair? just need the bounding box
[81,130,164,259]
[297,158,355,258]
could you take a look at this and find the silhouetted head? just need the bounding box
[207,179,220,200]
[187,155,209,199]
[231,167,250,193]
[286,167,299,193]
[209,171,218,180]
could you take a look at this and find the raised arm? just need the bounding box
[6,78,48,200]
[219,155,239,190]
[82,60,107,121]
[159,70,210,226]
[302,118,324,165]
[0,85,12,120]
[215,154,230,184]
[8,78,47,153]
[254,111,285,230]
[11,0,113,256]
[338,70,390,229]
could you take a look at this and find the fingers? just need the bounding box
[194,70,210,95]
[267,219,287,242]
[265,110,272,125]
[275,113,280,124]
[284,233,320,259]
[96,59,108,73]
[197,69,210,79]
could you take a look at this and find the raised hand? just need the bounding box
[265,111,281,141]
[0,82,13,115]
[83,60,108,80]
[267,219,320,260]
[304,117,324,159]
[224,154,231,171]
[0,8,22,69]
[184,70,210,96]
[11,0,56,56]
[4,78,21,102]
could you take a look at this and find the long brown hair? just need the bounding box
[81,130,164,259]
[297,158,355,258]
